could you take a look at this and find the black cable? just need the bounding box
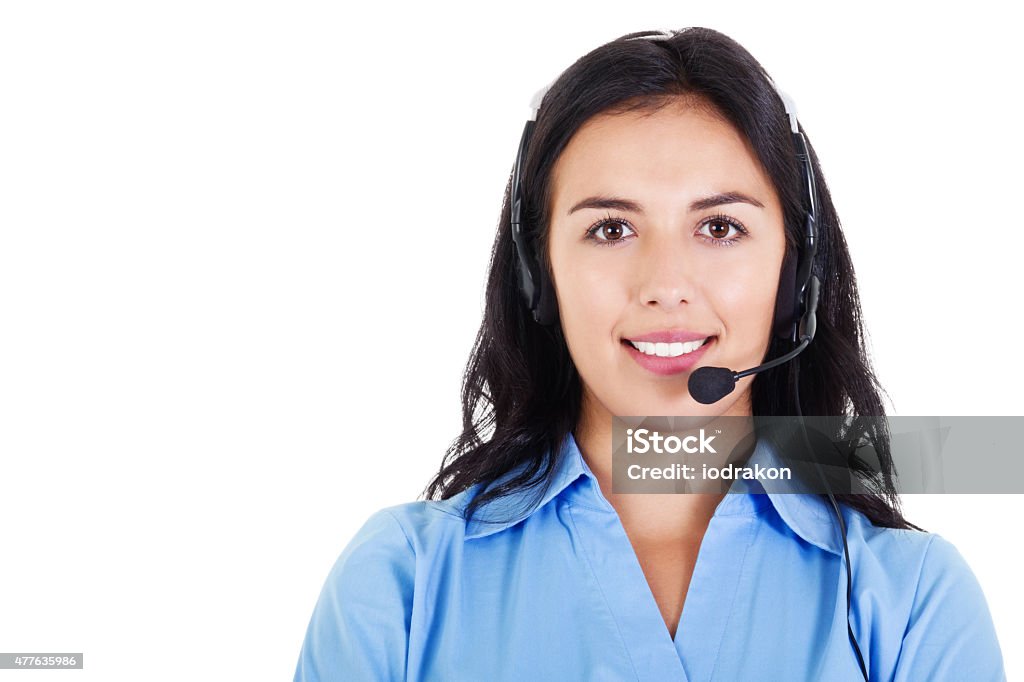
[793,355,869,681]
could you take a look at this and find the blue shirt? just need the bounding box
[294,431,1006,681]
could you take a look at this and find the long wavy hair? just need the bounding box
[423,27,921,533]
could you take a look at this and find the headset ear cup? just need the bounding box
[534,266,559,326]
[513,231,559,326]
[773,247,799,339]
[513,249,536,311]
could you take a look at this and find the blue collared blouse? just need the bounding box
[294,432,1006,681]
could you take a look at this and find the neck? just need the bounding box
[574,390,755,541]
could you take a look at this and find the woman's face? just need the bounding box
[547,97,787,422]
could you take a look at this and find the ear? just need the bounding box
[773,247,798,339]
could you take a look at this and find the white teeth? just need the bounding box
[629,337,709,357]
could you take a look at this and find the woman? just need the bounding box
[294,27,1005,681]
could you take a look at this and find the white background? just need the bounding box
[1,1,1020,680]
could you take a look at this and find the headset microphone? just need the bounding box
[689,275,820,404]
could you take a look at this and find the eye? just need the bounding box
[697,214,749,246]
[585,215,636,246]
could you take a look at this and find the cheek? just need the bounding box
[715,254,782,336]
[551,252,627,362]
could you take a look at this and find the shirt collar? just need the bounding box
[463,430,843,555]
[462,432,588,540]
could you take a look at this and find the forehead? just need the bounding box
[550,99,777,211]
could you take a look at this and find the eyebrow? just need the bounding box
[567,191,765,216]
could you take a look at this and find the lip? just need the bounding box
[622,336,715,376]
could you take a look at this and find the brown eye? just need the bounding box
[697,215,748,247]
[586,218,636,245]
[706,219,732,239]
[601,221,625,240]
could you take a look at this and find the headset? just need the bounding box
[508,29,870,681]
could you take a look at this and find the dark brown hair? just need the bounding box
[424,27,921,533]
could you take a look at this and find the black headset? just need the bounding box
[509,112,559,327]
[507,37,870,681]
[510,88,818,345]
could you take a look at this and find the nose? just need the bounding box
[637,235,701,312]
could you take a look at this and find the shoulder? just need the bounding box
[841,507,938,577]
[892,531,1005,679]
[325,492,475,585]
[841,508,1006,680]
[293,494,475,682]
[381,491,476,550]
[841,507,989,600]
[310,488,481,601]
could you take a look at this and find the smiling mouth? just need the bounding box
[622,336,714,358]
